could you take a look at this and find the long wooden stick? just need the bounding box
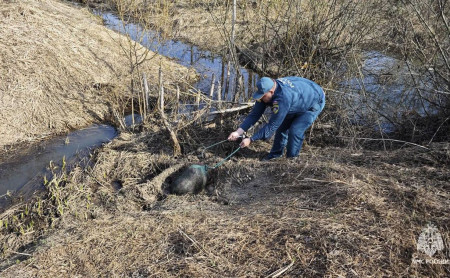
[142,72,149,115]
[159,67,164,111]
[209,73,216,98]
[337,136,429,150]
[175,85,180,118]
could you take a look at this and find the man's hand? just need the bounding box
[228,131,240,141]
[228,128,245,141]
[240,138,251,148]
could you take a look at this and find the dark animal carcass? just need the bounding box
[171,165,208,195]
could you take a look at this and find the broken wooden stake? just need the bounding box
[209,73,216,98]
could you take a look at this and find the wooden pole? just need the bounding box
[131,78,135,126]
[248,72,253,100]
[233,73,241,103]
[239,75,244,101]
[226,0,237,101]
[221,56,225,99]
[138,78,142,122]
[142,72,150,115]
[157,68,180,156]
[231,0,236,55]
[140,85,145,120]
[159,67,164,111]
[217,81,223,126]
[176,85,180,117]
[209,73,216,98]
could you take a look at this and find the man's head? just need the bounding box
[252,77,276,103]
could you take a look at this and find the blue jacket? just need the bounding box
[240,76,324,141]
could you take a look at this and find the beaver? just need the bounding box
[171,165,208,195]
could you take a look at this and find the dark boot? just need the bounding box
[260,154,281,161]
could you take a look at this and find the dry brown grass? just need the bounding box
[105,0,292,53]
[0,0,194,158]
[1,121,448,277]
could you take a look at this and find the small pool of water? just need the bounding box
[124,113,142,127]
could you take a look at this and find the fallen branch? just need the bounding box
[9,250,32,257]
[208,103,254,115]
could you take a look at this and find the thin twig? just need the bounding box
[428,117,450,145]
[337,136,429,150]
[178,227,210,256]
[9,250,32,256]
[265,259,295,278]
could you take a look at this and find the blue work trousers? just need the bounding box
[268,93,325,158]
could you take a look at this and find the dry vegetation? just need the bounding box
[1,119,449,277]
[0,0,449,277]
[0,0,194,161]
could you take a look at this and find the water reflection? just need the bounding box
[99,12,258,102]
[0,124,117,207]
[341,51,441,132]
[124,113,142,127]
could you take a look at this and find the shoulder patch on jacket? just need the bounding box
[272,101,279,114]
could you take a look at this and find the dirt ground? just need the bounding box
[0,0,194,161]
[0,1,449,277]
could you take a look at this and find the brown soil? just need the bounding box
[0,0,195,161]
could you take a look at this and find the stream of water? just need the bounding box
[0,125,117,208]
[99,12,258,102]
